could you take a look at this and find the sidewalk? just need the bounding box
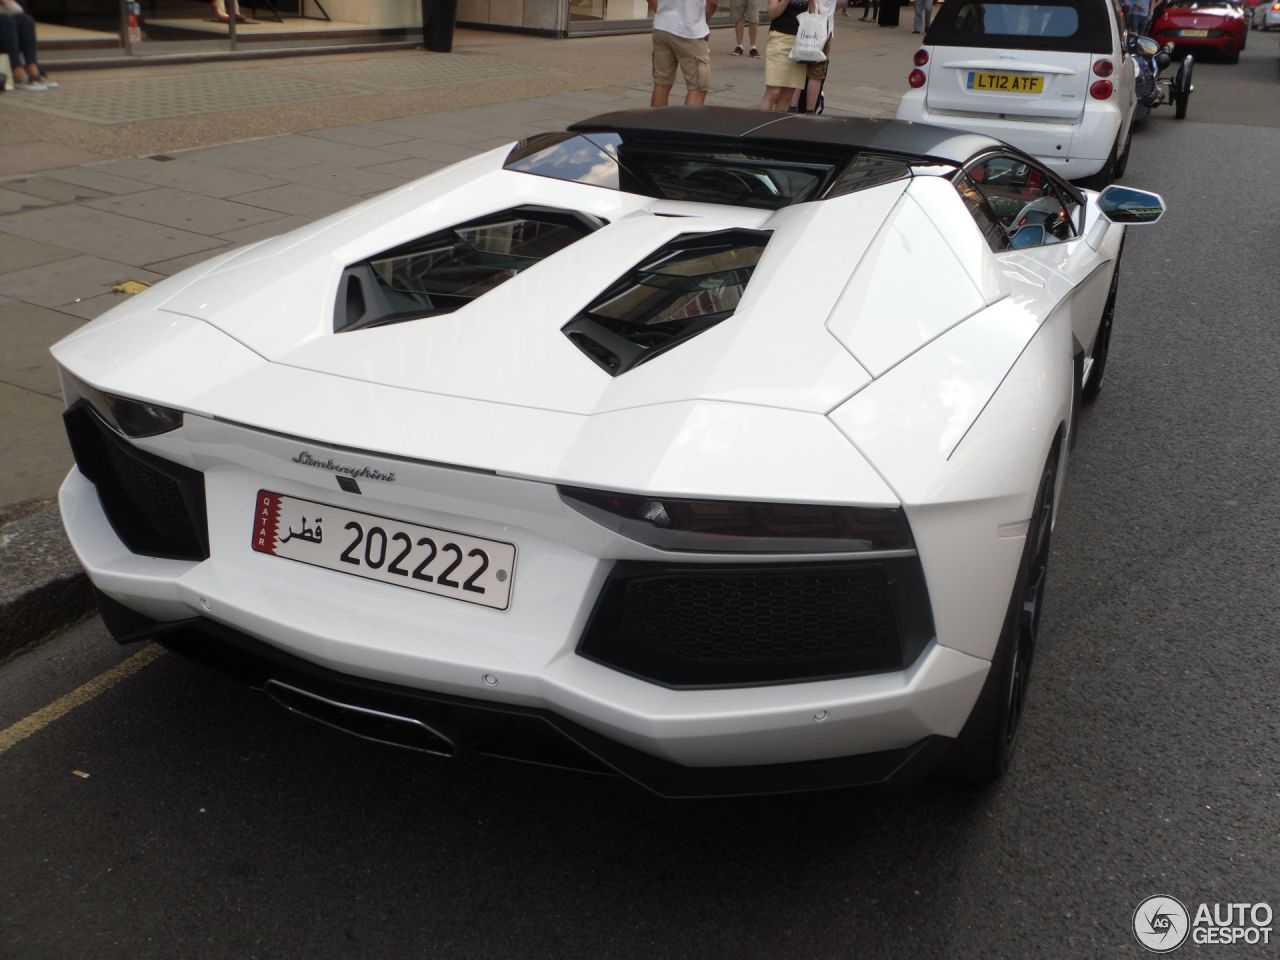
[0,20,919,656]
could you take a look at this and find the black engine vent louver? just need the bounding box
[334,205,605,333]
[562,228,770,377]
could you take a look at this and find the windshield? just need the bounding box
[505,132,899,209]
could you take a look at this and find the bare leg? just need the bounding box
[748,21,758,48]
[735,19,745,46]
[686,87,707,105]
[652,84,673,107]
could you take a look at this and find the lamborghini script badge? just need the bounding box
[292,451,396,483]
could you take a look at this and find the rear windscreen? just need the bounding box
[927,0,1112,53]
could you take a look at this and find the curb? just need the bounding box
[0,503,95,662]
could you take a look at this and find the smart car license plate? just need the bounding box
[1180,27,1210,35]
[966,71,1045,94]
[250,491,515,610]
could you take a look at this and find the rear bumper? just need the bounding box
[94,587,953,798]
[1153,28,1242,49]
[897,89,1122,179]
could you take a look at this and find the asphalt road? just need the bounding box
[2,45,1279,960]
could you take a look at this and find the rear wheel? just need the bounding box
[1111,124,1133,179]
[1174,55,1194,118]
[1077,136,1120,190]
[948,446,1059,785]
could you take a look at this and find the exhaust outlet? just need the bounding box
[265,680,456,756]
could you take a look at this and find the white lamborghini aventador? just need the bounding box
[53,108,1164,797]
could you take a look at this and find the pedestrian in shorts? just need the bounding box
[730,0,760,57]
[649,0,719,106]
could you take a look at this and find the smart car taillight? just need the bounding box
[1090,80,1114,99]
[909,69,927,88]
[1092,58,1114,77]
[559,487,913,553]
[913,49,929,66]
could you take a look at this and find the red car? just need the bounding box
[1151,0,1249,61]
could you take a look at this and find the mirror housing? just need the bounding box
[1097,185,1166,225]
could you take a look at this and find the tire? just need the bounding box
[1174,55,1193,118]
[1077,136,1119,190]
[948,445,1060,785]
[1111,124,1133,180]
[1083,249,1121,403]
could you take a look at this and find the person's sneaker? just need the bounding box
[749,46,760,57]
[16,79,48,92]
[37,77,60,89]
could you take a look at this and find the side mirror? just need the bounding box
[1156,51,1171,69]
[1097,185,1166,225]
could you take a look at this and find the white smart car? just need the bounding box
[896,0,1139,187]
[53,109,1164,796]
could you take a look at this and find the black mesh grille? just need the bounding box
[579,560,933,687]
[65,404,209,561]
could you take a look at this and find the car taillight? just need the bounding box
[909,68,927,88]
[1272,2,1279,10]
[913,48,929,66]
[558,487,914,553]
[1093,58,1114,77]
[1090,79,1114,99]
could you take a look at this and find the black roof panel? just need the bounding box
[568,107,1003,166]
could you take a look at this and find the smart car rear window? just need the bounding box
[562,229,770,376]
[334,206,602,332]
[927,0,1111,53]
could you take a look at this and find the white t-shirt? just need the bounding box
[654,0,709,39]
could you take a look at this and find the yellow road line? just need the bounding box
[0,643,167,755]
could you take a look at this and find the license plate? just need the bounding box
[966,70,1045,94]
[251,490,516,610]
[1180,27,1210,35]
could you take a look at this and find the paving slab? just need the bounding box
[242,134,409,169]
[144,247,236,276]
[175,141,328,175]
[84,156,291,200]
[375,137,488,165]
[228,182,365,219]
[305,126,418,148]
[0,187,55,216]
[0,142,113,178]
[274,164,410,198]
[0,255,164,310]
[40,165,158,196]
[0,204,226,265]
[86,187,286,236]
[214,215,315,246]
[0,234,79,276]
[363,158,448,181]
[0,302,85,398]
[0,384,73,509]
[0,177,110,205]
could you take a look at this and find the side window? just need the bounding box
[966,155,1077,250]
[954,173,1009,252]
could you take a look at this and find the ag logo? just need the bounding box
[1133,896,1191,953]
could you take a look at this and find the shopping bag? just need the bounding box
[789,12,829,62]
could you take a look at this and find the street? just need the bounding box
[2,34,1279,960]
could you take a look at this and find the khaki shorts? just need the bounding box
[652,30,711,91]
[807,36,832,80]
[729,0,759,23]
[764,32,807,89]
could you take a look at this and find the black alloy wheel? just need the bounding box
[948,446,1060,785]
